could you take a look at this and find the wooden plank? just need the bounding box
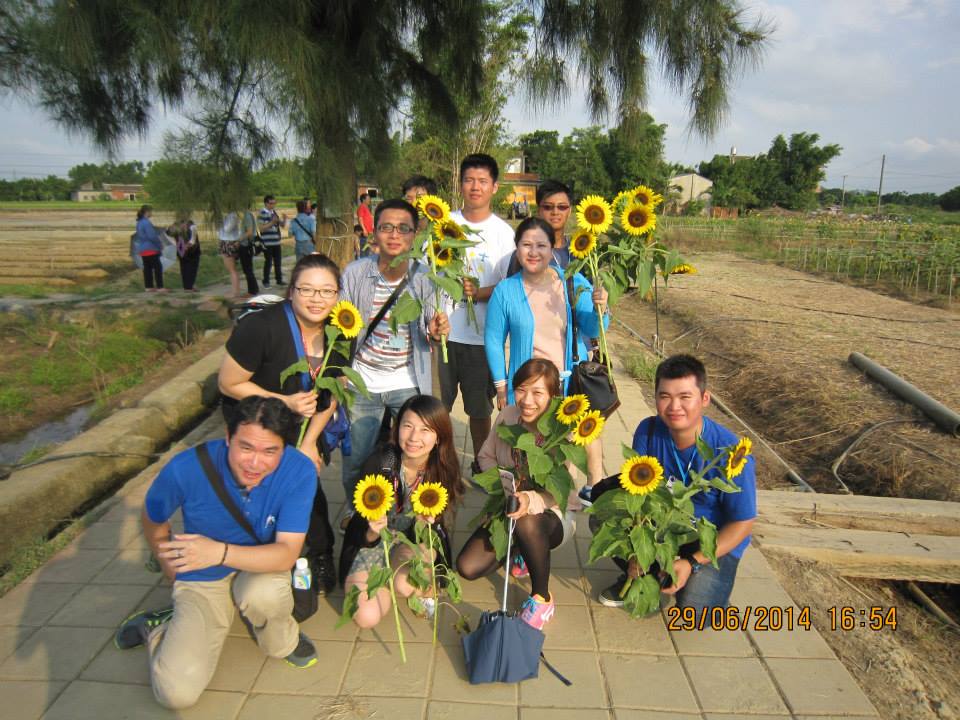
[752,522,960,583]
[757,490,960,537]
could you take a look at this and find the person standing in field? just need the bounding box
[290,199,316,261]
[259,194,287,288]
[443,153,516,476]
[357,192,374,243]
[134,204,167,293]
[172,213,201,292]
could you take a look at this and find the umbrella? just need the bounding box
[461,516,571,686]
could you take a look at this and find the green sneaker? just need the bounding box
[114,607,173,650]
[284,632,318,669]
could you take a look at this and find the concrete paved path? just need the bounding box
[0,366,879,720]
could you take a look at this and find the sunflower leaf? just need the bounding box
[471,466,504,495]
[407,594,426,615]
[624,574,662,619]
[406,558,431,592]
[524,446,553,486]
[339,366,369,398]
[637,260,655,298]
[588,520,620,564]
[488,515,509,562]
[587,485,628,520]
[430,273,464,303]
[625,492,645,517]
[537,397,563,436]
[622,443,637,460]
[438,238,479,249]
[496,423,526,446]
[710,476,742,494]
[280,359,310,388]
[697,517,719,567]
[545,467,573,514]
[387,292,423,333]
[444,571,463,604]
[558,442,587,475]
[365,564,393,598]
[324,323,342,347]
[630,525,657,573]
[336,586,362,628]
[695,436,716,462]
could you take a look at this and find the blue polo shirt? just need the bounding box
[632,416,757,558]
[145,439,316,581]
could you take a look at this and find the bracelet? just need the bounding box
[220,542,229,565]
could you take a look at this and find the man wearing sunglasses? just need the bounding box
[339,198,449,500]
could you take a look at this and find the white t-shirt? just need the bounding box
[447,209,515,345]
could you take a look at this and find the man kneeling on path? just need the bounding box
[115,396,318,710]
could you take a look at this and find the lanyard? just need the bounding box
[670,438,697,485]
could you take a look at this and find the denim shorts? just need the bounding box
[675,553,741,610]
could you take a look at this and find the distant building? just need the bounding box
[667,173,713,214]
[71,182,145,202]
[501,156,541,216]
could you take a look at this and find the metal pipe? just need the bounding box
[849,352,960,437]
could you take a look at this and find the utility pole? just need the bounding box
[876,154,885,215]
[841,175,847,211]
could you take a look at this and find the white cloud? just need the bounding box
[902,137,934,154]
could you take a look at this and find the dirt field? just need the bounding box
[609,252,960,720]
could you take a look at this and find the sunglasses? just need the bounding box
[540,203,570,212]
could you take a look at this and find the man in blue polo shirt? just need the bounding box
[597,354,756,611]
[114,396,318,710]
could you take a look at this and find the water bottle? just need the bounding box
[292,557,311,590]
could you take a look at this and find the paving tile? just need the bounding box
[550,537,582,569]
[251,640,352,695]
[0,626,35,664]
[614,711,700,720]
[523,709,611,720]
[42,680,245,719]
[355,601,439,645]
[704,715,792,720]
[736,547,776,579]
[582,568,624,602]
[80,642,151,685]
[602,653,698,711]
[591,607,673,655]
[683,656,788,714]
[236,694,335,719]
[0,582,82,627]
[0,679,66,720]
[748,624,835,659]
[669,626,754,657]
[73,519,142,550]
[89,549,164,586]
[206,637,267,693]
[729,579,797,611]
[349,696,427,719]
[428,701,517,719]
[519,649,606,708]
[765,658,877,716]
[430,643,517,705]
[29,548,117,585]
[47,584,153,628]
[298,598,359,644]
[459,573,510,604]
[542,604,596,651]
[341,641,433,697]
[0,626,111,681]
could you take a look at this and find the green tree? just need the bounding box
[599,111,669,192]
[540,127,613,198]
[761,132,841,209]
[940,186,960,212]
[519,130,560,175]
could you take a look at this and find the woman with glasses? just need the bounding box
[217,253,347,594]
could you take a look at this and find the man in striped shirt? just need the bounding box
[259,194,287,287]
[339,198,449,498]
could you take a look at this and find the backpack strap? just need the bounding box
[293,217,314,241]
[566,275,580,363]
[196,443,261,545]
[282,301,311,392]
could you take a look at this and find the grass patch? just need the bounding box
[0,284,52,299]
[0,386,30,414]
[623,350,659,384]
[17,443,54,466]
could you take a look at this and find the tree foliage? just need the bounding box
[939,186,960,212]
[68,161,146,188]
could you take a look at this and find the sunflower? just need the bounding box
[329,300,363,338]
[629,184,664,208]
[571,410,605,446]
[353,474,395,522]
[556,394,590,425]
[576,195,613,235]
[431,241,454,268]
[619,456,664,495]
[612,190,632,210]
[669,264,697,275]
[434,219,466,243]
[725,437,752,479]
[417,194,451,224]
[411,481,448,518]
[621,203,657,237]
[569,229,597,259]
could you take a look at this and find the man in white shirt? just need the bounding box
[443,154,516,474]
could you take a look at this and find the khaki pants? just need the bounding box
[148,571,297,709]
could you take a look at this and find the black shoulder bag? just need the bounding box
[566,276,620,417]
[196,444,318,622]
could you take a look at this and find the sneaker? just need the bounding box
[519,593,555,630]
[284,632,318,669]
[262,282,271,289]
[577,486,594,508]
[314,553,337,595]
[114,607,174,650]
[598,574,628,608]
[510,554,529,578]
[336,506,353,536]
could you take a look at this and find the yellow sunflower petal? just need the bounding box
[329,300,364,338]
[556,394,590,425]
[353,474,395,521]
[619,456,663,495]
[569,229,597,259]
[411,481,449,517]
[669,263,697,275]
[575,195,613,235]
[620,203,657,237]
[571,410,605,446]
[629,184,664,208]
[417,194,450,224]
[434,219,466,243]
[725,437,752,479]
[431,242,453,268]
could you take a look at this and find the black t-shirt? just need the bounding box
[222,301,348,420]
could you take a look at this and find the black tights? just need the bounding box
[456,512,564,598]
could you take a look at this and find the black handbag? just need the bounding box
[566,277,620,417]
[196,444,318,623]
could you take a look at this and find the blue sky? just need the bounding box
[1,0,958,194]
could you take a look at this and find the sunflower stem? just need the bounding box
[428,525,439,645]
[587,253,613,375]
[384,534,407,663]
[425,230,449,364]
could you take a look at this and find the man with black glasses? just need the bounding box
[338,199,449,500]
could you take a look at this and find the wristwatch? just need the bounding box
[682,553,703,575]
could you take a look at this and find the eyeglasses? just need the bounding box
[377,223,415,235]
[539,203,570,212]
[294,287,338,299]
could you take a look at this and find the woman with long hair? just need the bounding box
[340,394,463,628]
[218,253,347,593]
[217,211,243,297]
[134,204,167,292]
[456,358,577,630]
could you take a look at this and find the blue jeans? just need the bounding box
[295,241,314,261]
[675,553,741,610]
[341,386,419,496]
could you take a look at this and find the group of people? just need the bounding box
[131,205,201,292]
[115,153,757,710]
